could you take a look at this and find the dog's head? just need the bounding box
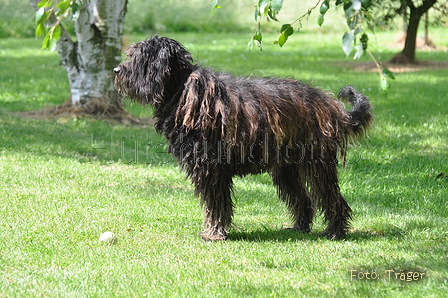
[114,36,194,105]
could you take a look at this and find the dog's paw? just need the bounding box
[319,229,346,240]
[293,222,312,234]
[200,230,228,241]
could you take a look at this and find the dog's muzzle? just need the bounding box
[113,67,121,74]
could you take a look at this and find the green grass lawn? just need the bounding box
[0,29,447,297]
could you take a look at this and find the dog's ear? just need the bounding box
[163,37,194,71]
[144,37,194,104]
[146,42,172,104]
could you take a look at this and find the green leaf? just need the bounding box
[344,0,362,19]
[271,0,283,11]
[211,0,220,15]
[35,23,45,38]
[265,0,283,21]
[382,67,395,80]
[56,0,71,13]
[280,24,293,36]
[254,5,260,20]
[268,9,279,21]
[38,0,51,9]
[380,75,389,93]
[361,0,372,9]
[35,7,46,24]
[248,30,263,51]
[258,0,270,17]
[342,30,355,57]
[51,24,61,40]
[278,33,287,47]
[320,1,329,15]
[42,32,51,49]
[353,44,363,60]
[317,14,324,27]
[253,31,262,42]
[335,0,344,5]
[49,36,58,52]
[277,24,293,47]
[277,31,291,47]
[248,40,254,51]
[248,37,262,52]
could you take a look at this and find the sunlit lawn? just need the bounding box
[0,29,447,297]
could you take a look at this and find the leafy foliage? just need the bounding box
[245,0,399,93]
[248,0,285,50]
[34,0,81,50]
[272,24,294,47]
[246,0,378,68]
[371,0,448,28]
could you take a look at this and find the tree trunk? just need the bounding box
[424,12,429,45]
[390,0,437,64]
[30,0,127,115]
[400,5,420,63]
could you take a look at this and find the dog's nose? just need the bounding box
[113,67,121,74]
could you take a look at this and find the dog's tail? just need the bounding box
[338,85,373,136]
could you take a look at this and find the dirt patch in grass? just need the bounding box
[350,60,448,73]
[19,100,154,126]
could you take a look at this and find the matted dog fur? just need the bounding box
[114,36,373,241]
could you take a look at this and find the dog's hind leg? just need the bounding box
[194,170,234,241]
[310,161,353,239]
[271,165,314,233]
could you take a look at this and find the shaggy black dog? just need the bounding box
[114,36,373,241]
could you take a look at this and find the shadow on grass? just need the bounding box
[227,225,406,242]
[228,228,316,242]
[346,226,406,241]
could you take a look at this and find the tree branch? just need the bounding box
[416,0,438,17]
[28,0,76,69]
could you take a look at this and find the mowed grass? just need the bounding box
[0,29,447,297]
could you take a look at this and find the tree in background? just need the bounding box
[372,0,447,64]
[240,0,446,63]
[242,0,395,90]
[30,0,127,116]
[222,0,446,92]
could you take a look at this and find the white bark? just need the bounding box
[30,0,127,113]
[69,0,125,104]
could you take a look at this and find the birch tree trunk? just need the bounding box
[30,0,127,115]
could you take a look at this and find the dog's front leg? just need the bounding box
[193,170,234,241]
